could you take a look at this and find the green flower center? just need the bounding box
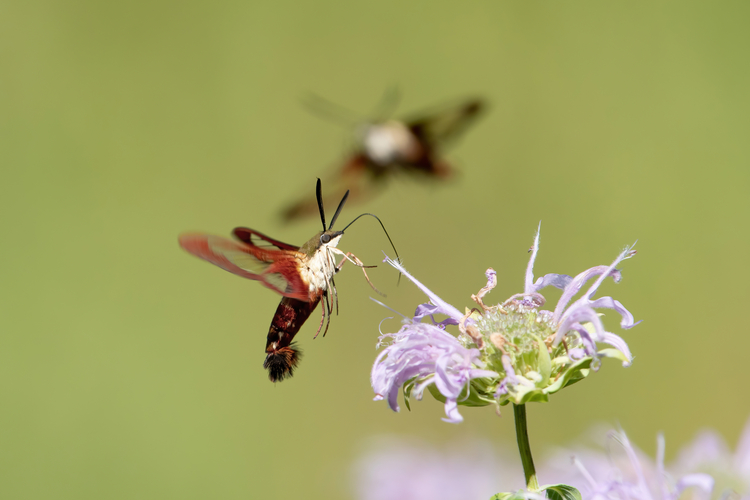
[472,301,568,378]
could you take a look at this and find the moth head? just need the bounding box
[300,230,343,256]
[300,179,348,256]
[358,120,420,165]
[319,230,343,247]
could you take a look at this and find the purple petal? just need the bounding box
[582,244,636,302]
[370,297,409,321]
[546,429,717,500]
[484,268,497,290]
[553,266,623,322]
[442,399,463,424]
[495,354,520,397]
[434,355,463,398]
[611,430,651,495]
[567,348,588,361]
[414,303,459,326]
[501,354,518,385]
[530,273,573,294]
[736,415,750,476]
[675,474,714,498]
[384,362,433,411]
[657,433,669,500]
[557,304,607,344]
[673,430,729,473]
[600,331,633,366]
[371,321,497,424]
[384,256,463,322]
[524,223,541,294]
[589,296,641,330]
[569,323,598,358]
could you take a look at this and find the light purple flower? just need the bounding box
[669,415,750,498]
[372,321,498,423]
[371,225,640,420]
[525,224,640,363]
[541,429,714,500]
[352,436,522,500]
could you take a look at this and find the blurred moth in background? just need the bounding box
[179,180,396,382]
[281,90,487,221]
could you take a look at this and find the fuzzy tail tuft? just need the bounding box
[263,344,301,382]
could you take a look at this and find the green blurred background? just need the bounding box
[2,0,749,498]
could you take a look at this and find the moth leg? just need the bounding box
[332,249,385,297]
[314,296,327,339]
[331,247,377,270]
[321,292,332,337]
[323,273,333,317]
[330,276,340,315]
[325,249,340,315]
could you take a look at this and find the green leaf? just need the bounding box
[534,335,551,385]
[489,492,516,500]
[427,383,446,403]
[598,348,631,365]
[402,379,417,411]
[561,369,590,388]
[516,388,549,404]
[540,484,582,500]
[490,490,539,500]
[427,379,494,408]
[544,357,592,394]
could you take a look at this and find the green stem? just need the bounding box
[513,403,540,492]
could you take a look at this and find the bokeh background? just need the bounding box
[3,1,749,498]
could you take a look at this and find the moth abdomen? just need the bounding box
[264,296,320,382]
[263,344,301,383]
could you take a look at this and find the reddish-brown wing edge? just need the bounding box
[232,227,299,251]
[279,155,378,222]
[405,98,485,148]
[178,233,310,301]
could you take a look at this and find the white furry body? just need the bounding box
[298,235,343,296]
[360,121,420,166]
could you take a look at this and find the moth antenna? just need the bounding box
[316,178,326,231]
[341,213,401,282]
[302,93,363,127]
[328,190,350,230]
[372,86,401,121]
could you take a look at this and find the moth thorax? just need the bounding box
[302,243,340,294]
[360,121,420,165]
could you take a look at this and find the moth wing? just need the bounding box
[178,234,309,301]
[232,227,299,251]
[405,98,486,148]
[279,155,382,222]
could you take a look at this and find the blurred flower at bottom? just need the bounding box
[351,436,523,500]
[669,418,750,499]
[540,429,714,500]
[351,418,750,500]
[540,416,750,500]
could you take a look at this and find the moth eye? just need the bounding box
[320,234,331,244]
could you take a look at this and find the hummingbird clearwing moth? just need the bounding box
[281,92,487,221]
[179,179,396,382]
